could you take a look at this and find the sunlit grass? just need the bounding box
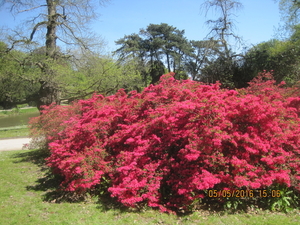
[0,149,299,225]
[0,126,29,139]
[0,107,39,117]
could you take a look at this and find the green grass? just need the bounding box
[0,126,29,139]
[0,149,300,225]
[0,107,39,117]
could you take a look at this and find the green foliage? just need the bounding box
[0,42,40,108]
[184,40,220,81]
[0,40,143,107]
[262,185,300,213]
[223,197,245,212]
[115,23,191,85]
[1,0,111,109]
[200,55,237,88]
[240,36,300,86]
[64,54,143,101]
[279,0,300,32]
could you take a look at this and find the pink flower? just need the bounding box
[125,137,135,144]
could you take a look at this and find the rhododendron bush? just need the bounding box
[29,72,300,212]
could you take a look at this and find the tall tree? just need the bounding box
[0,0,110,110]
[201,0,243,87]
[114,34,150,85]
[202,0,242,58]
[141,23,191,74]
[278,0,300,27]
[115,23,190,85]
[184,39,220,81]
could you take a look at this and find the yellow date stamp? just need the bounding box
[208,189,281,198]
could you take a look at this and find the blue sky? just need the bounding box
[0,0,282,53]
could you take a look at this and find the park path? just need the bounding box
[0,138,31,151]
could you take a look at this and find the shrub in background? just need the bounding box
[29,72,300,213]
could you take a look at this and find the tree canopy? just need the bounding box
[115,23,191,85]
[0,0,112,110]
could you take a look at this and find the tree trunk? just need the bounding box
[46,0,57,58]
[166,53,171,72]
[37,0,60,111]
[37,80,60,111]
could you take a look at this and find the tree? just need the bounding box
[200,0,243,87]
[239,37,300,86]
[278,0,300,28]
[115,23,190,85]
[142,23,191,75]
[114,34,150,86]
[0,41,40,108]
[184,39,220,81]
[0,0,110,110]
[148,60,166,84]
[64,53,143,101]
[202,0,242,57]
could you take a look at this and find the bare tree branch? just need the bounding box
[30,21,47,41]
[18,4,47,13]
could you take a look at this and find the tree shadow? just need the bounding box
[11,149,133,211]
[12,148,49,167]
[94,191,137,214]
[12,149,83,203]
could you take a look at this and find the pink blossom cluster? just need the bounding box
[30,72,300,212]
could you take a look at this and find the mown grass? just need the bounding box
[0,126,29,139]
[0,107,39,117]
[0,149,300,225]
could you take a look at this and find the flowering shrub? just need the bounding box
[29,103,82,149]
[30,72,300,212]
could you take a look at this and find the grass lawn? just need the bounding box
[0,126,29,139]
[0,107,39,117]
[0,149,300,225]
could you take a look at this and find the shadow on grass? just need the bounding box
[12,148,48,167]
[11,149,134,213]
[12,149,69,201]
[94,194,136,214]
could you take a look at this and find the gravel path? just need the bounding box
[0,138,32,151]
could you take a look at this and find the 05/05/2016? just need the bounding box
[207,189,281,198]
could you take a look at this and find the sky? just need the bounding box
[0,0,282,54]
